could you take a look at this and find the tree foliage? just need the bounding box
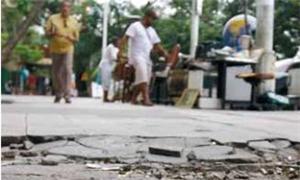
[1,0,45,63]
[274,0,300,57]
[2,0,299,71]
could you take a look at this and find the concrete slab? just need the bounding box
[27,114,84,136]
[1,113,26,137]
[31,140,68,152]
[271,140,291,149]
[190,146,260,163]
[189,145,234,159]
[248,141,277,151]
[47,142,115,160]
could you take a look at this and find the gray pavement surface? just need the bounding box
[2,95,300,180]
[2,95,300,143]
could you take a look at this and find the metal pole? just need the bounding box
[255,0,275,94]
[190,0,203,59]
[244,0,249,35]
[101,0,110,60]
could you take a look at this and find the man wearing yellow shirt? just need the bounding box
[45,1,80,104]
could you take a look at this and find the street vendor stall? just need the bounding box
[208,56,257,109]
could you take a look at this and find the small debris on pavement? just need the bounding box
[186,151,197,161]
[22,140,34,150]
[41,159,59,166]
[260,168,268,175]
[86,163,124,171]
[19,151,38,157]
[2,151,16,159]
[40,155,67,166]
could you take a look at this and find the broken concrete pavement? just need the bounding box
[2,95,300,179]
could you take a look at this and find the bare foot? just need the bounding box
[103,99,113,103]
[142,101,153,106]
[131,99,138,105]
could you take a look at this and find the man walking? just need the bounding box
[119,9,168,106]
[45,1,80,103]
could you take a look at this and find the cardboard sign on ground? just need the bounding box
[176,89,200,108]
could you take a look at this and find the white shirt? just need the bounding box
[99,44,119,67]
[125,21,161,65]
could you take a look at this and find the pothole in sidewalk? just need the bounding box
[2,135,300,180]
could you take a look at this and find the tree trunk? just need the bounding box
[1,0,46,64]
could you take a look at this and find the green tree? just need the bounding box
[274,0,300,57]
[1,0,46,63]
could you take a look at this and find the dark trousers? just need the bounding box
[51,52,73,98]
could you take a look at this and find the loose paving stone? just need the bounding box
[149,146,182,157]
[189,145,234,160]
[76,136,145,159]
[271,140,291,149]
[189,145,260,163]
[223,149,261,163]
[46,142,141,162]
[47,142,108,160]
[248,140,278,152]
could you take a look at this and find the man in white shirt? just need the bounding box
[99,38,120,102]
[119,9,168,106]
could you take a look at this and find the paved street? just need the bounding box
[2,95,300,180]
[2,95,300,143]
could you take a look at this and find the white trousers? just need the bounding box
[100,63,113,91]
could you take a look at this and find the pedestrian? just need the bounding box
[45,1,80,104]
[119,9,169,106]
[99,38,121,102]
[27,73,37,95]
[19,65,29,94]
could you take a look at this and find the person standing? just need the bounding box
[19,65,29,94]
[119,9,168,106]
[45,1,80,103]
[27,72,37,95]
[99,38,121,102]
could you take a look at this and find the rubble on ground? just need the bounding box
[2,135,300,180]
